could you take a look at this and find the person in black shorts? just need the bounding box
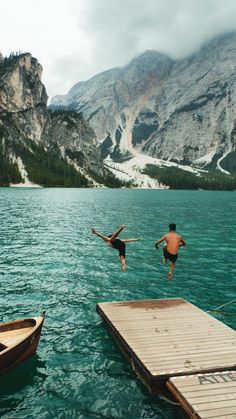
[163,246,178,263]
[155,223,186,280]
[91,224,142,271]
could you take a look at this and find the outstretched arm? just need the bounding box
[180,236,186,246]
[91,228,110,242]
[155,235,166,248]
[123,237,142,243]
[110,224,126,241]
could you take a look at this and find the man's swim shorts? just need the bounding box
[111,239,126,257]
[163,246,178,263]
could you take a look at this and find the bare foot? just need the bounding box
[168,271,172,280]
[122,265,127,272]
[163,258,167,265]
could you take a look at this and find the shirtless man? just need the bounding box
[91,224,142,272]
[155,223,186,280]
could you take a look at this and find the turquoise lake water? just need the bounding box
[0,188,235,419]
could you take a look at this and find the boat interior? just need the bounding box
[0,319,37,349]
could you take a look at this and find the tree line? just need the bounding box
[144,164,236,190]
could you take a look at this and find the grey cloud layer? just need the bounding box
[3,0,235,98]
[51,0,236,98]
[84,0,236,59]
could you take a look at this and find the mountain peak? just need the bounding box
[128,49,171,65]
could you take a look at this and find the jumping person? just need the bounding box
[155,223,186,280]
[91,224,142,272]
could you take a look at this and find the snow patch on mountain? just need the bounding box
[217,151,231,175]
[194,150,216,165]
[9,155,42,187]
[104,153,207,188]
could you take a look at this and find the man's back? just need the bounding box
[165,232,183,254]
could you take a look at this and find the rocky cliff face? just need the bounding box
[0,53,106,186]
[141,33,236,174]
[0,53,48,144]
[52,32,236,175]
[52,51,173,157]
[48,108,104,177]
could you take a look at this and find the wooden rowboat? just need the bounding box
[0,313,45,374]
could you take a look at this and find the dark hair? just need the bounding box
[169,223,176,231]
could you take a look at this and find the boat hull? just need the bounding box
[0,316,44,374]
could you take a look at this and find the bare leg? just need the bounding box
[120,255,126,272]
[163,245,167,264]
[110,224,126,241]
[168,262,175,280]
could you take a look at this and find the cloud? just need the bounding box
[1,0,236,99]
[83,0,236,62]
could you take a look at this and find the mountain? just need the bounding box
[51,32,236,183]
[52,51,173,160]
[0,53,118,187]
[2,33,236,190]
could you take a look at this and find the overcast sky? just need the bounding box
[1,0,236,100]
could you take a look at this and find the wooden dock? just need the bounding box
[168,371,236,418]
[97,298,236,417]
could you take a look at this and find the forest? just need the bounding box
[143,164,236,190]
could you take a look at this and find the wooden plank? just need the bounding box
[178,383,236,393]
[116,327,228,337]
[182,386,236,398]
[149,361,236,376]
[112,316,228,326]
[144,357,236,370]
[145,352,236,366]
[118,336,234,348]
[200,408,236,418]
[111,320,218,330]
[196,399,236,410]
[128,343,236,355]
[139,347,236,361]
[188,393,236,404]
[108,311,212,318]
[170,372,236,389]
[119,327,235,338]
[130,338,236,351]
[119,327,234,337]
[105,315,215,324]
[127,332,236,342]
[173,380,236,391]
[99,297,188,309]
[111,313,209,319]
